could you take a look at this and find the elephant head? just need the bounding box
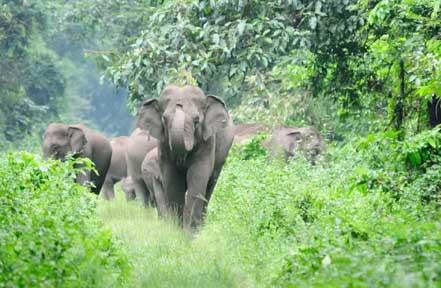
[284,130,303,155]
[42,123,87,160]
[137,85,229,155]
[279,127,324,160]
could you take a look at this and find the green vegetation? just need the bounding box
[212,133,441,286]
[0,0,133,146]
[95,133,441,287]
[3,133,441,286]
[2,0,441,286]
[0,153,129,287]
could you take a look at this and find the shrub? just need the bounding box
[231,132,268,161]
[0,152,129,287]
[206,131,441,287]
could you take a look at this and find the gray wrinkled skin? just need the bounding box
[120,176,136,201]
[137,85,235,232]
[42,123,112,194]
[125,128,158,206]
[100,136,129,200]
[263,126,325,163]
[141,148,167,216]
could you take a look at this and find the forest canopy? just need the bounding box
[1,0,440,144]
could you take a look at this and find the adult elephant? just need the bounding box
[263,126,325,163]
[42,123,112,194]
[100,136,129,200]
[233,123,269,145]
[125,128,157,206]
[137,85,234,231]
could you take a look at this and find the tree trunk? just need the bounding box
[394,59,405,132]
[427,94,441,128]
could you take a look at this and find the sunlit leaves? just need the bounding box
[107,0,308,106]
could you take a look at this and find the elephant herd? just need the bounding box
[42,85,324,233]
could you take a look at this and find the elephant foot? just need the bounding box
[183,197,206,235]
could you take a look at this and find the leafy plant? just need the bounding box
[0,152,129,287]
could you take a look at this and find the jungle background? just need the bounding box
[1,0,441,287]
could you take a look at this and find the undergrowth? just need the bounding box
[0,153,129,287]
[2,128,441,287]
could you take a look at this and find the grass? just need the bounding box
[4,132,441,286]
[96,132,441,287]
[97,187,254,288]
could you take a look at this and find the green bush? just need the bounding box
[0,152,129,287]
[231,132,268,161]
[206,131,441,287]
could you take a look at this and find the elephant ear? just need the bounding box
[202,95,229,141]
[137,99,163,141]
[68,126,87,154]
[285,130,302,153]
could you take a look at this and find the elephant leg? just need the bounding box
[133,177,152,207]
[161,162,186,222]
[100,177,115,200]
[143,172,167,216]
[184,160,212,232]
[201,170,221,217]
[152,178,167,217]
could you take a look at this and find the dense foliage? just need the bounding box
[0,1,62,143]
[0,153,129,287]
[205,132,441,286]
[0,0,133,147]
[93,0,440,135]
[2,0,441,286]
[95,132,441,287]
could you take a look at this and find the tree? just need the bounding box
[0,1,64,142]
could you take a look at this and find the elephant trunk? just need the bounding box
[170,106,196,154]
[170,106,193,154]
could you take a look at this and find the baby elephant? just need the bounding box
[264,126,325,163]
[42,123,112,194]
[125,128,158,206]
[141,148,167,216]
[100,136,129,200]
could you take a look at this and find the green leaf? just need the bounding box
[408,152,422,167]
[237,20,246,36]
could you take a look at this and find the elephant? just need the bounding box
[121,176,136,201]
[263,126,325,163]
[100,136,129,200]
[233,123,269,145]
[125,128,158,206]
[137,85,235,231]
[42,123,112,194]
[141,148,167,216]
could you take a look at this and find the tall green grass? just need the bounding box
[2,129,441,287]
[97,192,254,288]
[98,131,441,287]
